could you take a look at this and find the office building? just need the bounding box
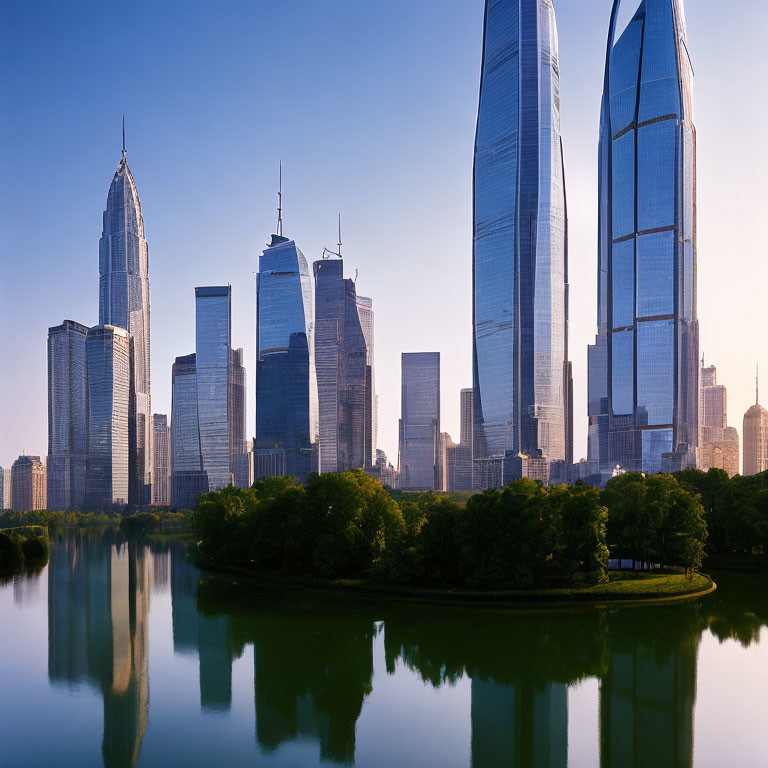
[398,353,440,491]
[11,455,47,511]
[472,0,572,488]
[698,363,739,477]
[152,414,170,505]
[47,320,89,510]
[85,325,133,509]
[743,374,768,476]
[99,135,151,504]
[594,0,699,474]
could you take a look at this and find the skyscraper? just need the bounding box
[398,353,440,491]
[47,320,89,510]
[86,325,133,509]
[460,388,474,449]
[255,193,318,481]
[698,362,739,477]
[99,134,151,504]
[1,467,11,509]
[152,414,170,505]
[313,256,371,473]
[594,0,699,475]
[356,295,377,469]
[11,455,46,511]
[743,373,768,476]
[170,353,208,508]
[472,0,571,489]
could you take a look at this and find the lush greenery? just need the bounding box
[0,525,50,572]
[674,468,768,561]
[120,510,193,536]
[0,509,120,529]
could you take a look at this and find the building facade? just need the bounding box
[0,468,8,510]
[698,363,739,477]
[170,353,205,508]
[356,295,377,469]
[593,0,699,475]
[255,232,318,481]
[47,320,89,510]
[472,0,571,489]
[11,455,47,511]
[398,353,440,491]
[313,257,371,473]
[743,377,768,476]
[99,143,151,504]
[86,325,133,509]
[152,414,171,505]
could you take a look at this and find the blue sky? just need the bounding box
[1,0,767,470]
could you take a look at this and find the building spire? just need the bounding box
[122,115,126,160]
[276,160,283,237]
[337,212,342,257]
[757,364,760,406]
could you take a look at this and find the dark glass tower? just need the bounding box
[99,141,151,504]
[472,0,571,487]
[593,0,698,474]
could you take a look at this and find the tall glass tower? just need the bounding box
[594,0,698,474]
[99,139,151,504]
[472,0,570,487]
[255,223,318,481]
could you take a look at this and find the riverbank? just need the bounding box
[194,553,715,606]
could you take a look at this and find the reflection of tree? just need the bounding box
[599,605,704,768]
[197,580,375,764]
[47,530,151,768]
[704,571,768,647]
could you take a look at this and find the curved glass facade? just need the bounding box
[255,235,318,480]
[99,152,151,504]
[596,0,699,473]
[472,0,570,479]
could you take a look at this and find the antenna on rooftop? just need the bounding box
[122,115,126,159]
[277,161,283,237]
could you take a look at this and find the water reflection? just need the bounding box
[37,533,768,768]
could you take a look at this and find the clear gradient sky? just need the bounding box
[1,0,767,472]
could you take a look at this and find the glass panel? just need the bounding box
[637,319,675,426]
[642,428,674,475]
[612,238,635,328]
[636,230,674,318]
[612,131,635,238]
[612,329,634,416]
[637,120,676,231]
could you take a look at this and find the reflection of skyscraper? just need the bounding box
[597,0,699,474]
[47,320,89,510]
[472,0,571,488]
[99,140,151,505]
[255,195,318,481]
[398,353,440,491]
[471,679,568,768]
[47,532,151,768]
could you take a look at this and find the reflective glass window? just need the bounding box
[637,319,674,425]
[612,329,634,416]
[612,238,634,328]
[641,428,673,475]
[612,131,635,238]
[636,230,674,317]
[637,120,676,231]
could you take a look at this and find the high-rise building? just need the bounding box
[229,347,247,481]
[743,374,768,476]
[170,353,208,509]
[1,467,11,509]
[11,455,47,511]
[446,443,473,493]
[472,0,571,490]
[398,353,440,491]
[356,295,377,468]
[593,0,699,475]
[151,414,170,505]
[232,443,253,489]
[255,201,318,481]
[460,388,474,449]
[47,320,89,510]
[698,363,739,477]
[313,256,371,473]
[86,325,133,509]
[99,136,151,504]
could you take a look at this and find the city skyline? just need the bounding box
[1,0,767,473]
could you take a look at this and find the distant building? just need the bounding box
[743,374,768,476]
[255,215,318,481]
[313,257,369,473]
[356,295,377,469]
[446,442,473,493]
[47,320,89,510]
[170,354,203,508]
[152,414,171,505]
[698,362,739,477]
[436,432,453,492]
[398,353,440,491]
[0,468,9,509]
[86,325,133,509]
[233,443,253,489]
[460,388,473,449]
[12,455,46,511]
[366,449,398,489]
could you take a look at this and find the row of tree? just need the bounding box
[194,470,709,590]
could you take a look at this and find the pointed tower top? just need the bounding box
[757,364,760,406]
[276,160,283,237]
[122,115,126,160]
[337,212,342,257]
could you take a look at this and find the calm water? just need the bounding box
[1,532,766,768]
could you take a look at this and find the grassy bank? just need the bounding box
[0,525,50,572]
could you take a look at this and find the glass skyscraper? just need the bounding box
[255,232,318,481]
[398,353,440,491]
[313,257,371,473]
[86,325,133,509]
[472,0,571,487]
[47,320,89,510]
[592,0,699,474]
[99,143,151,504]
[152,414,170,505]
